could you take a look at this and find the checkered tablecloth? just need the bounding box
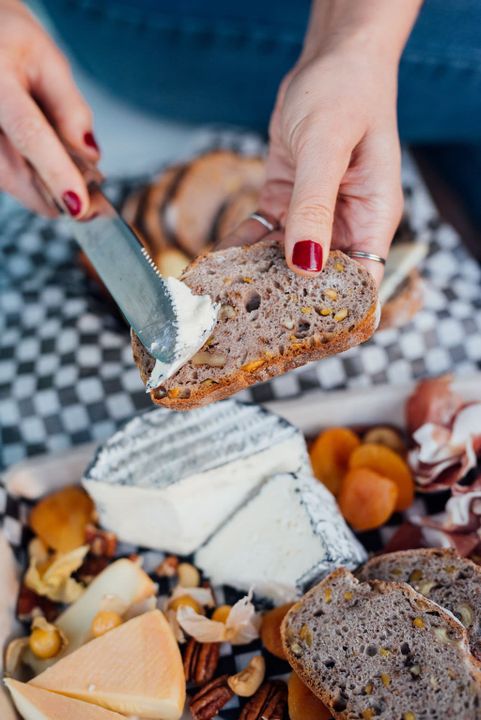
[1,133,481,471]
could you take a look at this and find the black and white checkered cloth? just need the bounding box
[1,135,481,472]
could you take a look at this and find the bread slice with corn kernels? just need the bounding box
[132,237,378,409]
[281,567,481,720]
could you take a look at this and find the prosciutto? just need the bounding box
[407,376,481,492]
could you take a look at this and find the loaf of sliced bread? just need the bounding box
[358,548,481,660]
[282,567,481,719]
[132,237,379,409]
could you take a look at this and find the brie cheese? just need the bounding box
[195,472,367,604]
[83,401,309,555]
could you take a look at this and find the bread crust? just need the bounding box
[281,567,481,719]
[379,269,423,331]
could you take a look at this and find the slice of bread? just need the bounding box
[282,567,481,719]
[132,237,379,409]
[358,548,481,660]
[164,150,265,255]
[379,269,424,331]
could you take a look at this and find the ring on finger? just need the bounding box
[249,210,279,233]
[348,250,386,265]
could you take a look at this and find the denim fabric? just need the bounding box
[40,0,481,141]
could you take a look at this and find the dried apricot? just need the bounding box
[349,443,414,511]
[309,428,361,496]
[29,487,95,553]
[338,468,398,531]
[260,603,295,660]
[288,672,332,720]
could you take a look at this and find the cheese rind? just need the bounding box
[195,473,367,604]
[83,401,309,554]
[30,610,185,720]
[5,680,125,720]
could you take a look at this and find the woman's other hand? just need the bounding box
[222,0,422,285]
[0,0,99,216]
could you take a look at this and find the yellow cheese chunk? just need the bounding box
[25,558,156,675]
[30,610,185,720]
[5,680,124,720]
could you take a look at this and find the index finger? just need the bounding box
[0,78,90,217]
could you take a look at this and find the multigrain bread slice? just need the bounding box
[358,548,481,660]
[282,567,481,719]
[132,237,379,409]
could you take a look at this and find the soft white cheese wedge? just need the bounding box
[5,680,125,720]
[83,401,309,554]
[195,472,367,604]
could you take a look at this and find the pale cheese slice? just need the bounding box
[30,610,185,720]
[5,679,125,720]
[24,559,156,675]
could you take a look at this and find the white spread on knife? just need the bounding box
[146,276,220,391]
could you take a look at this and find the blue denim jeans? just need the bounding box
[41,0,481,219]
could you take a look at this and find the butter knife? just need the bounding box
[67,177,179,366]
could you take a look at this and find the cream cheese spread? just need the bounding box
[146,277,220,391]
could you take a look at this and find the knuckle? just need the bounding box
[292,198,333,228]
[8,114,43,151]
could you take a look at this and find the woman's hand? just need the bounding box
[0,0,98,217]
[222,0,422,285]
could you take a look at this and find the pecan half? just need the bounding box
[240,680,288,720]
[184,638,220,686]
[189,675,234,720]
[84,524,117,557]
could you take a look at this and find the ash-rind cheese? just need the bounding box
[82,401,309,555]
[195,473,367,604]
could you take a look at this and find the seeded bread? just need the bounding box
[358,548,481,660]
[132,237,379,409]
[282,567,481,719]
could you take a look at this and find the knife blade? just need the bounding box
[69,182,178,365]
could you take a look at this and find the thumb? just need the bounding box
[285,136,350,276]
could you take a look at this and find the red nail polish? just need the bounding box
[62,190,82,217]
[292,240,323,272]
[84,131,100,152]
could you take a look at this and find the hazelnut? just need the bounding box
[300,306,312,315]
[324,587,333,604]
[418,581,436,597]
[325,289,338,300]
[433,627,450,644]
[363,426,405,455]
[169,595,204,615]
[227,655,265,697]
[177,562,200,588]
[91,611,123,638]
[412,617,425,629]
[191,350,227,368]
[334,262,345,272]
[409,569,423,583]
[212,605,232,624]
[381,673,390,687]
[29,626,62,660]
[318,307,332,316]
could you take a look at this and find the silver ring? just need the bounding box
[348,250,386,265]
[249,211,279,233]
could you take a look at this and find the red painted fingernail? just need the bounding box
[84,131,100,152]
[292,240,323,272]
[62,190,82,217]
